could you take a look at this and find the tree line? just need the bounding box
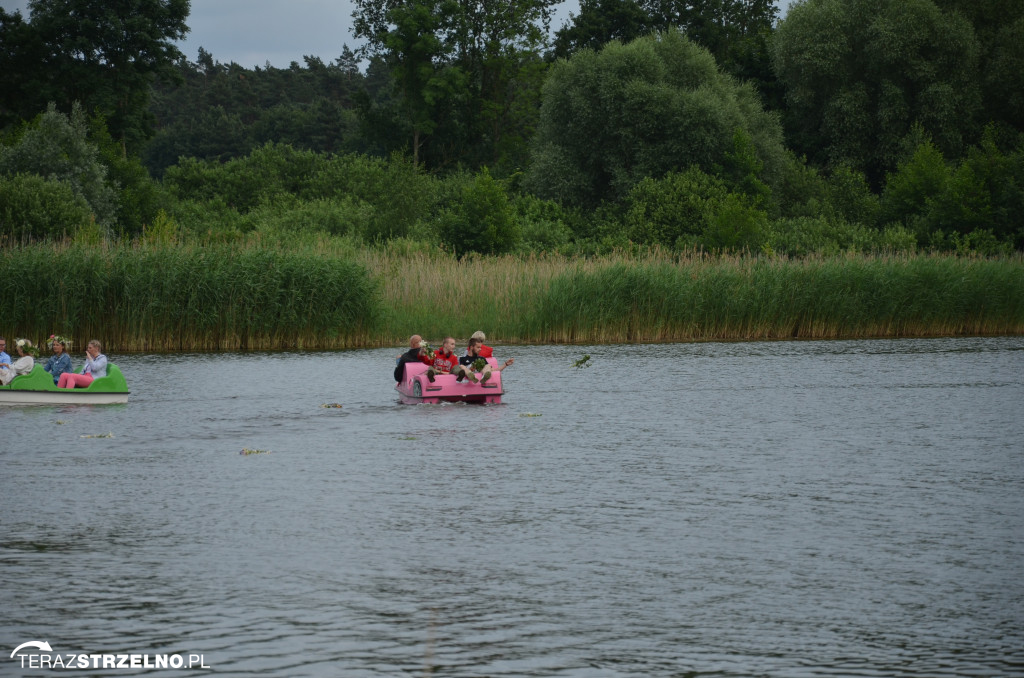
[1,0,1022,255]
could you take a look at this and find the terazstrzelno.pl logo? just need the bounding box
[10,641,211,670]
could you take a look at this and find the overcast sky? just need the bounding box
[1,0,792,70]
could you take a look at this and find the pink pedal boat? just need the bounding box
[395,359,504,404]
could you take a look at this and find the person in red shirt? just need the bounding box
[426,336,459,382]
[470,330,493,358]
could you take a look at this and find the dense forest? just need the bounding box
[1,0,1023,258]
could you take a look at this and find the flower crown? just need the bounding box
[16,338,38,356]
[48,334,72,350]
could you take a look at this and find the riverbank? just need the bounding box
[2,241,1022,350]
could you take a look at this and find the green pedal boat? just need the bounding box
[0,365,130,405]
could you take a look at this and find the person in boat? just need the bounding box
[0,338,37,385]
[393,334,432,382]
[0,337,10,372]
[470,330,494,358]
[58,339,107,389]
[425,336,459,383]
[455,337,514,384]
[43,334,74,385]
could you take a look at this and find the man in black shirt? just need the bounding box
[393,334,428,382]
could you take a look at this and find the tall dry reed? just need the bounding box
[1,240,1021,351]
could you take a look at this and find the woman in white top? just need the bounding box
[58,339,108,389]
[0,339,37,385]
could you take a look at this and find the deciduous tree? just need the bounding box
[771,0,981,185]
[526,29,786,208]
[0,0,190,154]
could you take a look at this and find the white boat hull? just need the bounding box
[0,390,129,405]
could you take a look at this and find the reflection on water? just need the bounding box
[2,337,1024,676]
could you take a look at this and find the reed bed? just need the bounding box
[0,241,379,351]
[360,248,1024,345]
[1,240,1021,351]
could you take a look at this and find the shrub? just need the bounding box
[0,103,118,227]
[0,174,93,243]
[162,143,325,212]
[248,197,375,239]
[764,217,916,257]
[699,193,769,252]
[303,152,434,241]
[823,165,880,228]
[623,167,730,248]
[513,194,574,252]
[441,168,520,255]
[880,140,950,237]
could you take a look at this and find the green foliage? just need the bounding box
[529,255,1024,342]
[162,143,325,212]
[881,133,1024,248]
[513,194,575,251]
[352,0,556,171]
[700,193,769,252]
[823,165,880,228]
[0,173,94,243]
[771,0,982,184]
[880,140,951,234]
[168,198,250,243]
[378,0,456,165]
[624,167,729,247]
[527,29,786,208]
[763,217,916,257]
[0,243,381,350]
[87,116,167,236]
[247,197,375,241]
[143,51,366,175]
[933,0,1024,134]
[141,209,180,246]
[163,146,436,243]
[776,159,880,226]
[718,129,772,207]
[946,133,1024,247]
[303,152,434,241]
[552,0,653,58]
[774,151,830,219]
[553,0,781,107]
[0,0,189,151]
[623,167,770,252]
[0,103,119,227]
[441,168,520,256]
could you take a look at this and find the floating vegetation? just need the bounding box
[80,432,113,438]
[320,403,344,409]
[240,448,271,455]
[572,354,592,369]
[519,413,543,417]
[55,420,66,425]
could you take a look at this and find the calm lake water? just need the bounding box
[2,337,1023,677]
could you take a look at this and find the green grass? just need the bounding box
[1,241,1021,351]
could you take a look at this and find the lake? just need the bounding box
[2,337,1023,677]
